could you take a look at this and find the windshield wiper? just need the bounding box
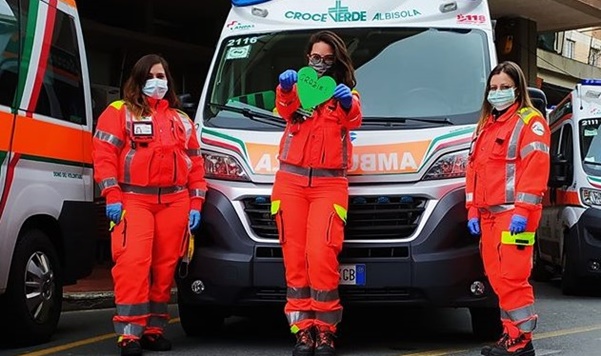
[362,116,453,126]
[207,102,286,128]
[584,160,601,166]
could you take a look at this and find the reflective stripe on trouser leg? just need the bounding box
[272,173,314,332]
[146,301,170,334]
[111,195,156,336]
[114,302,149,337]
[306,177,348,333]
[503,304,538,334]
[146,192,189,334]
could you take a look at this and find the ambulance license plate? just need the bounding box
[339,264,366,285]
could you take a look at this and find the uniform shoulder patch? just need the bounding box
[531,120,546,136]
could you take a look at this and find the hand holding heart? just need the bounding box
[278,69,298,92]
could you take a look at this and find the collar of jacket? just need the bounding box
[146,97,170,111]
[490,102,519,123]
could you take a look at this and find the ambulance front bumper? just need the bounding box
[176,186,497,309]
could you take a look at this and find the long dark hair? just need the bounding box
[306,30,356,88]
[123,54,180,118]
[476,61,537,133]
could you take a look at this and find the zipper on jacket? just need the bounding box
[173,152,177,183]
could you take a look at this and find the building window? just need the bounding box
[565,39,575,59]
[589,48,600,66]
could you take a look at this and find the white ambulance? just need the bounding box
[0,0,96,345]
[534,79,601,295]
[176,0,501,339]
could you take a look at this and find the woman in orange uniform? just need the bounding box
[93,54,207,356]
[271,30,362,356]
[465,61,550,356]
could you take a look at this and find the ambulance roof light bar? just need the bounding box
[581,79,601,86]
[232,0,271,6]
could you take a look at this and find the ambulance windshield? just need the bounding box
[581,118,601,175]
[204,27,491,130]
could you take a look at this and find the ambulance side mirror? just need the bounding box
[548,154,572,188]
[179,93,198,119]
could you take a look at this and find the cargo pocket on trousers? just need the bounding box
[111,217,128,262]
[271,200,285,245]
[499,242,533,281]
[325,203,347,252]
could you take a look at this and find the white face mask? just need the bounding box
[142,78,168,99]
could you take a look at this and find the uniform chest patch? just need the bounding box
[531,121,545,136]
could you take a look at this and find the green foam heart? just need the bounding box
[297,66,336,110]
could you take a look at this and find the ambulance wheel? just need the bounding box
[531,242,553,282]
[0,229,62,346]
[469,306,503,341]
[177,297,226,337]
[561,240,582,296]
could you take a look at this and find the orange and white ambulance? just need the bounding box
[0,0,96,345]
[534,79,601,295]
[176,0,501,340]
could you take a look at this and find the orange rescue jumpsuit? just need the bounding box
[465,103,550,339]
[270,84,362,334]
[93,98,207,339]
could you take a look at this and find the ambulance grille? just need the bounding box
[242,195,427,240]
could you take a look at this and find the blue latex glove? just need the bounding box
[279,69,298,92]
[189,210,201,231]
[106,203,123,224]
[509,214,527,235]
[333,83,352,109]
[467,218,480,236]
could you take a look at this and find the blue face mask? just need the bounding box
[142,78,168,99]
[487,88,516,111]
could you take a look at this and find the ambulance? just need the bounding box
[176,0,501,339]
[534,79,601,295]
[0,0,96,345]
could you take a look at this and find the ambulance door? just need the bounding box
[0,0,19,213]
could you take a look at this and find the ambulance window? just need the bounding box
[559,125,573,163]
[34,9,86,125]
[0,0,18,108]
[550,130,560,156]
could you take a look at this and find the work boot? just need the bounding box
[292,327,315,356]
[481,333,509,355]
[117,336,143,356]
[140,333,172,351]
[488,333,534,356]
[314,326,336,356]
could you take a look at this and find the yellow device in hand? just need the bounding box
[109,210,126,231]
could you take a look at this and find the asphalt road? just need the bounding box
[2,280,601,356]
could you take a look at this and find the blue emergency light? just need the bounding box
[232,0,271,6]
[581,78,601,86]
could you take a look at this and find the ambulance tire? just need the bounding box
[0,229,62,346]
[531,241,553,282]
[469,306,503,341]
[561,238,583,296]
[177,297,226,337]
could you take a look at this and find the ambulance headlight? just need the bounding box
[203,151,250,181]
[422,150,468,180]
[581,188,601,206]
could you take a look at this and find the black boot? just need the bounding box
[314,327,336,356]
[292,327,315,356]
[140,333,172,351]
[117,337,143,356]
[488,333,534,356]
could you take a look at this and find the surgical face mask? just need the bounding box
[487,88,516,111]
[142,78,168,99]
